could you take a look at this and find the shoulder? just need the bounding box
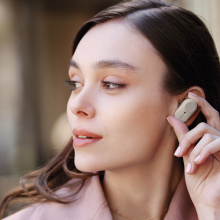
[2,203,39,220]
[2,175,112,220]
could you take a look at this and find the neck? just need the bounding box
[102,141,183,220]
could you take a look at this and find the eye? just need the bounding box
[65,80,126,91]
[101,81,126,90]
[65,80,83,91]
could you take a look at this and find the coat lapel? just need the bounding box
[79,174,198,220]
[26,174,198,220]
[30,176,113,220]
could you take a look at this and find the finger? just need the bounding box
[184,155,213,176]
[167,115,189,144]
[194,137,220,165]
[174,123,220,157]
[188,92,220,130]
[167,115,191,162]
[185,134,218,174]
[183,144,197,174]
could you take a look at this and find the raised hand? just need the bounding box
[167,92,220,220]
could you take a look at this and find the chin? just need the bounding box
[74,157,103,173]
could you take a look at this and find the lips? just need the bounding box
[72,128,103,139]
[72,128,103,147]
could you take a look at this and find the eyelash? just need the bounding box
[65,80,126,91]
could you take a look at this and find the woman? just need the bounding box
[1,0,220,219]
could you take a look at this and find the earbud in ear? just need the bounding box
[174,99,197,122]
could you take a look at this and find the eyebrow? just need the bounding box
[69,59,140,74]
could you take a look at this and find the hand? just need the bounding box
[167,92,220,219]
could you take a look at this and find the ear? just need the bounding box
[178,87,205,127]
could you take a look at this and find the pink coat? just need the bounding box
[3,175,198,220]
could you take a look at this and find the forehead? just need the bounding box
[72,19,166,76]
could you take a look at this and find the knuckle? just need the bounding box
[203,133,213,141]
[203,144,212,155]
[198,122,207,130]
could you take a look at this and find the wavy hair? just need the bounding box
[1,0,220,218]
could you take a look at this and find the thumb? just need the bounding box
[167,115,192,163]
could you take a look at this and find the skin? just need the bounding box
[67,19,220,220]
[168,94,220,220]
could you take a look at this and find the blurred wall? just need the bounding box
[0,0,122,199]
[0,0,22,196]
[0,0,220,199]
[184,0,220,54]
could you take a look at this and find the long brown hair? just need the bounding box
[1,0,220,218]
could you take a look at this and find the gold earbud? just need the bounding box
[175,99,197,122]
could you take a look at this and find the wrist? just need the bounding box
[196,205,220,220]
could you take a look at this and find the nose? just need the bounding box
[68,88,96,119]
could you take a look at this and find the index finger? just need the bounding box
[188,92,220,130]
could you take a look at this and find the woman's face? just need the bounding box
[67,19,174,172]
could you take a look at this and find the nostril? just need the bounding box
[77,111,88,116]
[70,101,95,118]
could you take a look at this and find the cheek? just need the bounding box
[101,92,167,159]
[106,91,164,132]
[69,88,169,172]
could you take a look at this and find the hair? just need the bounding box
[1,0,220,218]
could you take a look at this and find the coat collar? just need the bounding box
[35,174,198,220]
[61,174,198,220]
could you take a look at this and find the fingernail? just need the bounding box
[189,92,198,97]
[166,117,173,127]
[194,155,201,162]
[174,146,181,156]
[186,163,191,173]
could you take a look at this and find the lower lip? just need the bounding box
[73,137,102,147]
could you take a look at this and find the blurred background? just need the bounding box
[0,0,220,200]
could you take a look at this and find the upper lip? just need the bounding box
[72,128,103,139]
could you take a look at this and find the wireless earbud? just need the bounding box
[174,99,197,122]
